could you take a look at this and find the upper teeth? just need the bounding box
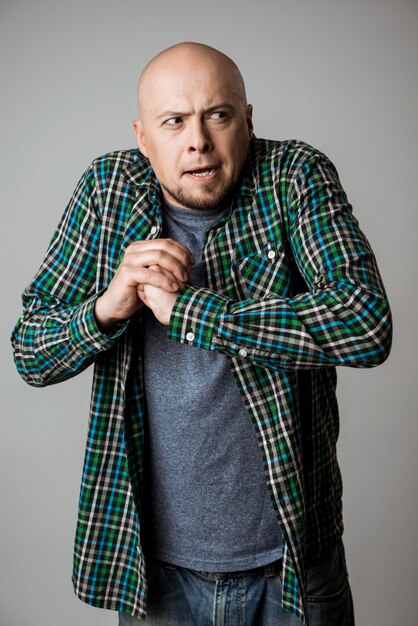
[192,169,215,177]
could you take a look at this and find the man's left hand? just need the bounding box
[141,265,184,325]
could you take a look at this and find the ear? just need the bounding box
[133,119,149,158]
[246,104,254,138]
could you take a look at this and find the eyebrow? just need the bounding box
[156,110,186,120]
[155,103,235,120]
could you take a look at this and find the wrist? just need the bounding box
[94,294,127,332]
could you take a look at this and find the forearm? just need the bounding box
[168,279,392,371]
[11,290,128,387]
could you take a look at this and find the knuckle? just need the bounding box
[154,249,164,263]
[180,251,190,265]
[125,242,140,253]
[118,263,130,277]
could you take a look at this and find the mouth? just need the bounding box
[184,166,219,179]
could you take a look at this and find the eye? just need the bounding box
[209,111,228,121]
[164,116,183,126]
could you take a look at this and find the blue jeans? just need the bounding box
[119,540,354,625]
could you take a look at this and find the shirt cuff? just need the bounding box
[168,285,228,350]
[69,291,129,356]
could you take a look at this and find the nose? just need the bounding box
[187,119,212,154]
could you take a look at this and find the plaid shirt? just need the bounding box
[12,138,392,624]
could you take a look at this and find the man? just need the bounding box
[12,42,392,625]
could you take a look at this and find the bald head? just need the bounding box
[132,42,253,211]
[137,42,248,119]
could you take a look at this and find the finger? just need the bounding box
[128,237,194,259]
[126,238,195,268]
[148,264,187,289]
[124,248,192,282]
[131,266,182,292]
[115,262,182,291]
[137,285,148,306]
[136,268,178,301]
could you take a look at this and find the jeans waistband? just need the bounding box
[185,558,282,581]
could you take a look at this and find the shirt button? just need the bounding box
[238,348,248,358]
[267,250,276,260]
[186,332,195,341]
[150,225,158,235]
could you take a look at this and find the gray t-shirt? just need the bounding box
[141,200,283,571]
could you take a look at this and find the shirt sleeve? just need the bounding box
[11,165,128,387]
[167,149,392,370]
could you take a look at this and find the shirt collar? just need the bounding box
[122,151,160,203]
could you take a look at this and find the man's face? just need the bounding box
[133,54,253,211]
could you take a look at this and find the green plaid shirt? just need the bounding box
[12,138,392,624]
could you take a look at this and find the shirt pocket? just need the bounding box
[231,240,292,299]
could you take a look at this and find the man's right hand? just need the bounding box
[94,238,194,332]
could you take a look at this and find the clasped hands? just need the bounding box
[94,238,194,331]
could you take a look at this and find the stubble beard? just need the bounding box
[160,180,235,211]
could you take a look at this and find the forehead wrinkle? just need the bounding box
[137,42,247,120]
[155,101,238,122]
[139,75,246,121]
